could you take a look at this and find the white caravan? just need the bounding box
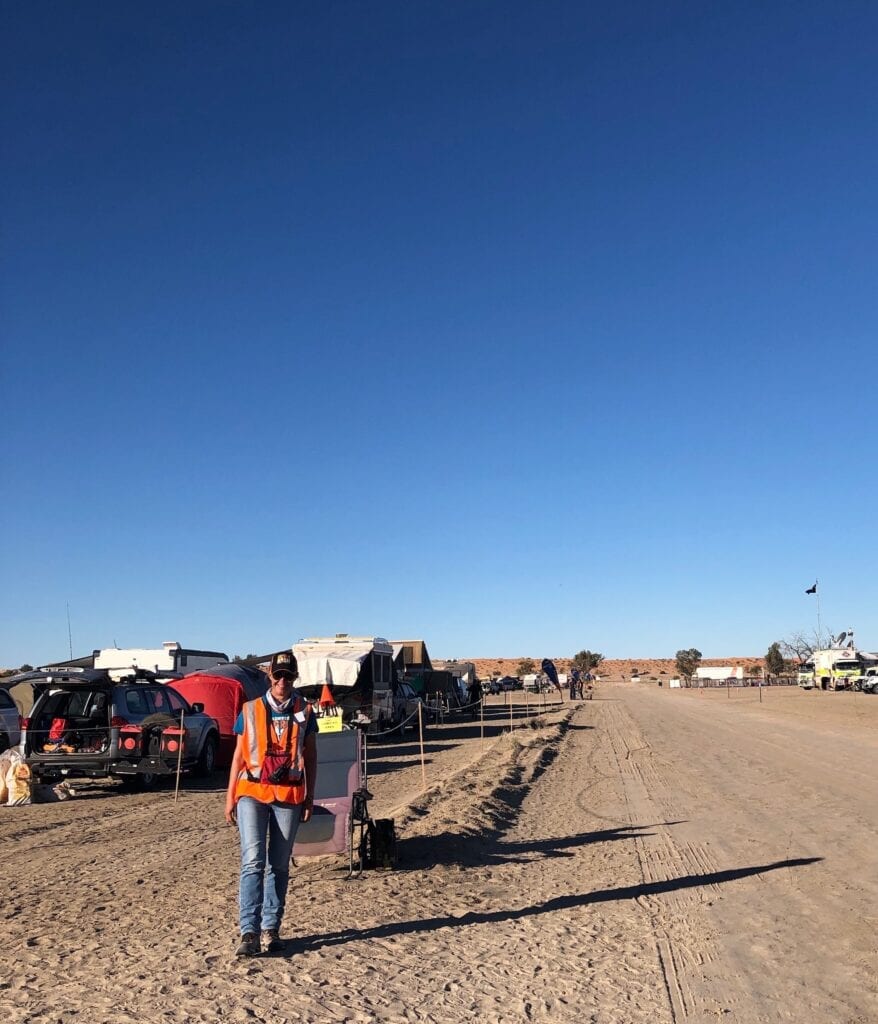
[292,635,397,734]
[93,641,228,680]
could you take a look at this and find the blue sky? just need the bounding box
[2,2,877,667]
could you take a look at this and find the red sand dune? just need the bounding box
[467,656,766,679]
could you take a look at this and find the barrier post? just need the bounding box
[509,690,514,733]
[480,693,484,745]
[525,685,529,719]
[173,709,185,804]
[418,702,426,790]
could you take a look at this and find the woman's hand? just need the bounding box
[225,794,238,826]
[301,795,314,822]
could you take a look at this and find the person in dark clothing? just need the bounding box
[467,679,482,719]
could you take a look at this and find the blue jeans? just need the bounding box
[237,796,303,935]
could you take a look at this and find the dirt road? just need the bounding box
[1,685,874,1023]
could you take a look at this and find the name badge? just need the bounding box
[294,711,307,724]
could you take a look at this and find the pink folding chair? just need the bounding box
[293,728,372,875]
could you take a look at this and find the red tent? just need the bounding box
[172,664,268,767]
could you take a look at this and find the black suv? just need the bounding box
[18,667,220,788]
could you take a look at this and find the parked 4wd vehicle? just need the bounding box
[18,668,220,788]
[374,681,425,736]
[0,687,22,753]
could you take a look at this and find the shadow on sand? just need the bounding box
[283,857,822,954]
[398,822,678,868]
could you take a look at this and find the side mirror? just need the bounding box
[190,702,205,714]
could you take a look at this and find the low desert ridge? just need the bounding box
[469,656,767,679]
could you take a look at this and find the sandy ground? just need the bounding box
[1,684,875,1024]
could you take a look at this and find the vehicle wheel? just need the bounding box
[196,735,217,777]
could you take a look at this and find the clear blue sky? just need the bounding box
[3,2,877,667]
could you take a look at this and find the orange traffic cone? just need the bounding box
[319,683,336,711]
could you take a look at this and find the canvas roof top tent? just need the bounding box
[172,664,269,767]
[292,635,395,733]
[432,659,477,686]
[390,640,433,677]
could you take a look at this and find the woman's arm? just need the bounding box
[225,734,245,825]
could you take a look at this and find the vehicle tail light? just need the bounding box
[21,717,30,730]
[119,724,142,752]
[110,716,128,727]
[162,727,186,754]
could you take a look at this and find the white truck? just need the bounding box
[93,642,228,681]
[804,632,875,690]
[797,661,816,689]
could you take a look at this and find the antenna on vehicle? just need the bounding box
[66,602,73,659]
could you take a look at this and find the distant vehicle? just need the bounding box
[523,675,552,693]
[797,661,816,689]
[808,631,878,690]
[0,687,22,753]
[19,668,220,789]
[856,669,878,695]
[389,682,424,733]
[496,676,521,692]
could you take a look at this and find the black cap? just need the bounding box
[270,651,298,679]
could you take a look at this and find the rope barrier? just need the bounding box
[362,706,422,739]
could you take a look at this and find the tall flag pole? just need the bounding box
[805,581,821,642]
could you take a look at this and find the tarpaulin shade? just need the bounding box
[172,664,268,766]
[294,642,373,690]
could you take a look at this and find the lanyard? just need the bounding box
[262,697,295,754]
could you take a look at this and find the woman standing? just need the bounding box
[225,651,318,956]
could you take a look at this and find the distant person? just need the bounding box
[225,651,318,957]
[467,678,482,719]
[570,668,581,699]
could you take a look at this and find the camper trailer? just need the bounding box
[93,642,228,680]
[292,635,400,735]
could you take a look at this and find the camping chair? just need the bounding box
[292,728,375,877]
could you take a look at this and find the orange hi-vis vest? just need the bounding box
[236,695,312,805]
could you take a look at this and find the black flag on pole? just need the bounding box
[805,582,817,595]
